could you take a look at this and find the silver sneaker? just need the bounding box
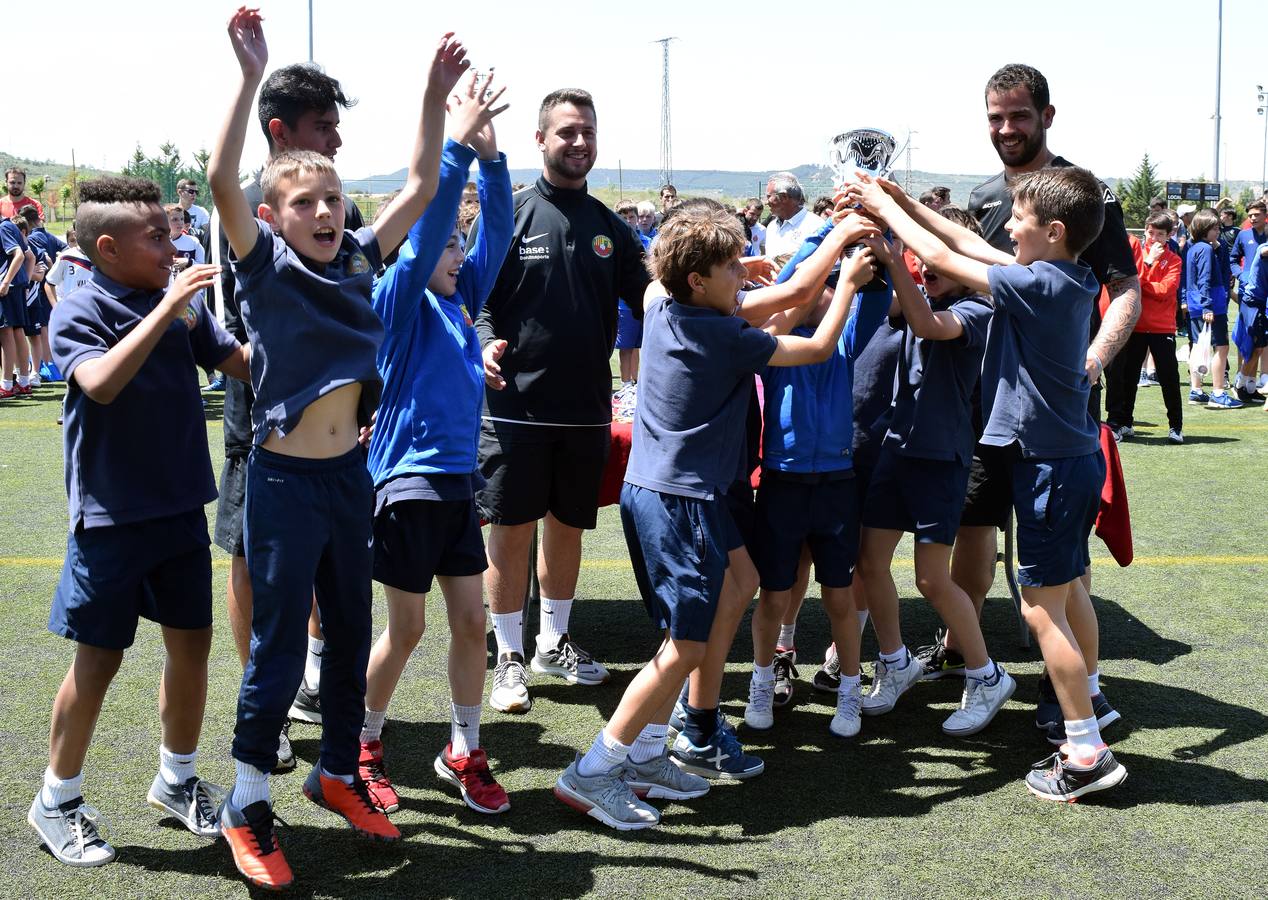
[554,757,660,830]
[861,653,924,716]
[147,774,226,838]
[274,721,297,773]
[531,634,610,685]
[744,677,775,730]
[829,685,863,738]
[28,793,116,867]
[490,652,532,713]
[622,752,710,800]
[942,668,1017,737]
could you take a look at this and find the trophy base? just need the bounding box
[843,242,889,294]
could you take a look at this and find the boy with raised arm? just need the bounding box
[360,70,513,816]
[849,168,1126,801]
[209,7,467,889]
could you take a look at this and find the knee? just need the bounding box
[449,606,486,643]
[74,646,124,683]
[392,614,427,649]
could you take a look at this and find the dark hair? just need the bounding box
[1146,212,1174,231]
[176,177,198,191]
[985,63,1050,111]
[614,199,637,215]
[1248,200,1267,214]
[74,176,163,266]
[258,64,355,151]
[18,205,39,225]
[932,186,951,204]
[11,215,29,234]
[918,190,938,208]
[4,166,25,180]
[735,213,752,241]
[652,202,745,303]
[660,184,677,196]
[812,195,835,218]
[538,88,595,132]
[1009,166,1104,256]
[1149,196,1167,209]
[1189,208,1220,243]
[939,204,981,237]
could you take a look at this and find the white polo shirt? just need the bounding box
[765,207,823,257]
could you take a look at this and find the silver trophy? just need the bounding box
[827,128,909,291]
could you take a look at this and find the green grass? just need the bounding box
[1,359,1266,899]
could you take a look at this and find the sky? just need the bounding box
[14,0,1268,187]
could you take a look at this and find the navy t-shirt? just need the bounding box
[882,292,992,464]
[851,318,904,468]
[233,220,385,445]
[624,296,777,500]
[0,220,30,288]
[50,270,241,529]
[982,261,1100,459]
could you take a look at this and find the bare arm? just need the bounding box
[215,343,252,383]
[1086,275,1141,378]
[0,247,21,294]
[873,237,965,342]
[875,179,1013,266]
[768,246,877,366]
[208,8,267,261]
[73,265,219,404]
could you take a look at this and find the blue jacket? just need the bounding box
[1185,241,1228,315]
[1232,227,1267,286]
[368,140,512,487]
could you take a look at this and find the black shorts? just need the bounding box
[476,420,610,528]
[755,472,859,590]
[723,478,756,551]
[214,454,249,557]
[373,498,488,594]
[959,443,1013,530]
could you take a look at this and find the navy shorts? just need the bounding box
[1190,313,1229,347]
[0,287,27,331]
[615,299,643,350]
[27,283,50,329]
[754,471,859,590]
[621,483,739,642]
[1011,451,1105,588]
[862,449,970,546]
[50,509,213,650]
[373,497,488,594]
[959,443,1013,530]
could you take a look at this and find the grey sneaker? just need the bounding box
[772,649,798,706]
[861,652,924,716]
[744,677,775,730]
[554,757,660,830]
[274,721,297,773]
[829,685,863,738]
[531,634,610,685]
[490,652,533,713]
[288,684,322,724]
[622,752,710,800]
[147,774,225,838]
[941,667,1017,737]
[28,793,116,867]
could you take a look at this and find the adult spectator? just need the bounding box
[918,186,951,210]
[742,198,766,255]
[1,167,43,220]
[763,171,822,257]
[475,88,650,714]
[1175,203,1196,250]
[659,183,678,215]
[175,178,211,239]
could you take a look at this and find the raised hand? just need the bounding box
[161,264,220,319]
[842,246,878,288]
[834,211,883,246]
[859,234,895,268]
[448,69,509,159]
[428,33,470,97]
[842,174,892,217]
[742,256,778,286]
[227,6,267,80]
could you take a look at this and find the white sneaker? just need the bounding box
[1168,428,1184,444]
[861,653,923,716]
[29,374,40,387]
[489,652,532,713]
[744,677,775,730]
[1258,374,1268,392]
[942,668,1016,736]
[829,686,862,738]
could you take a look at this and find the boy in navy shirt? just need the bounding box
[553,202,879,830]
[210,9,468,889]
[28,176,248,867]
[853,232,1015,738]
[360,71,513,817]
[0,213,34,397]
[849,166,1127,801]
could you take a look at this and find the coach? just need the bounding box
[475,88,650,714]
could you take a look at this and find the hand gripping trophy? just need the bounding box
[828,128,908,292]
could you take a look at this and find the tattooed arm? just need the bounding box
[1086,274,1141,380]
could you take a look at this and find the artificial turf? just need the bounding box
[0,362,1265,898]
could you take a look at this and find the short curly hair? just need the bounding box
[652,201,745,303]
[75,177,164,266]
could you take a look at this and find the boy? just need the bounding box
[1232,201,1267,397]
[210,9,467,889]
[361,71,512,816]
[28,176,248,867]
[853,228,1015,738]
[613,198,650,414]
[0,212,35,397]
[849,167,1127,801]
[20,205,66,383]
[553,203,878,830]
[1185,209,1241,409]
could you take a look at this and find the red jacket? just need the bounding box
[1135,234,1181,333]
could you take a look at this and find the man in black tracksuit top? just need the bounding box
[474,88,650,715]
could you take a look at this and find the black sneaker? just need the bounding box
[289,685,322,724]
[1044,692,1123,745]
[1034,669,1061,729]
[1025,747,1127,802]
[274,721,297,773]
[772,649,798,707]
[915,630,965,680]
[812,644,841,693]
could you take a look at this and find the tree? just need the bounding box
[58,183,72,220]
[29,176,46,212]
[1121,152,1166,228]
[122,142,213,208]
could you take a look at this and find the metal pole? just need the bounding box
[1259,86,1267,195]
[1213,0,1223,183]
[308,0,314,62]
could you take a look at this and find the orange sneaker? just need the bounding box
[434,744,510,814]
[220,794,293,891]
[358,740,400,813]
[302,767,400,841]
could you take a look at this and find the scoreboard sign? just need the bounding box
[1166,181,1223,202]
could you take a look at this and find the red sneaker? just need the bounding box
[358,740,399,813]
[14,383,32,396]
[0,386,16,399]
[220,795,293,891]
[433,744,510,814]
[302,767,400,841]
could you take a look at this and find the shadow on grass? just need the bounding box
[1130,434,1239,446]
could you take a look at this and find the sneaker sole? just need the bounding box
[433,757,510,814]
[1026,764,1128,802]
[627,780,710,801]
[272,753,297,775]
[742,711,774,731]
[921,665,966,682]
[489,693,533,714]
[553,777,658,830]
[302,785,400,841]
[811,674,841,694]
[146,790,221,838]
[668,755,765,781]
[529,658,609,685]
[27,810,116,867]
[941,676,1017,737]
[288,705,322,725]
[828,718,861,739]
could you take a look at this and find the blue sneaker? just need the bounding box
[1206,391,1244,409]
[1044,692,1123,745]
[203,377,226,393]
[667,701,736,743]
[1188,389,1210,404]
[46,362,63,382]
[38,362,53,382]
[669,725,764,780]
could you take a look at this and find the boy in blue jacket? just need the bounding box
[1185,208,1242,408]
[361,72,512,817]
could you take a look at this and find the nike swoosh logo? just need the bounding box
[456,721,469,728]
[915,522,939,530]
[521,232,549,245]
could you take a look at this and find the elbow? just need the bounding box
[806,341,834,364]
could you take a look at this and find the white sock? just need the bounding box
[576,729,630,777]
[41,768,83,808]
[322,766,353,784]
[537,596,573,652]
[231,760,271,808]
[856,609,870,633]
[17,374,29,388]
[1087,670,1100,696]
[965,659,999,684]
[752,662,775,684]
[451,702,481,757]
[361,707,387,744]
[879,645,910,669]
[0,380,11,391]
[1064,715,1103,763]
[628,723,669,764]
[837,674,862,714]
[159,746,197,786]
[777,623,796,650]
[491,610,524,659]
[303,635,324,692]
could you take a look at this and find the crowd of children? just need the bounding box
[21,8,1268,891]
